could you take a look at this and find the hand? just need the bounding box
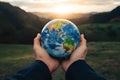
[33,33,60,72]
[62,34,87,71]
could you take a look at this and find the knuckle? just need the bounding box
[33,46,37,50]
[33,45,40,51]
[34,38,37,41]
[84,38,87,42]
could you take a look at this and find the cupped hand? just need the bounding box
[62,34,87,71]
[33,33,60,73]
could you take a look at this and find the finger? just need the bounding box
[34,33,41,48]
[80,34,87,47]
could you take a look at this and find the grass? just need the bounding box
[0,42,120,80]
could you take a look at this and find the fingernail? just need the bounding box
[81,34,84,37]
[37,33,40,36]
[82,34,84,37]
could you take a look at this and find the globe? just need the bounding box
[41,19,80,58]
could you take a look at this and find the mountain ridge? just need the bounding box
[0,2,120,43]
[0,2,49,43]
[32,6,120,24]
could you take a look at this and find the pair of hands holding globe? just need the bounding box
[33,33,87,72]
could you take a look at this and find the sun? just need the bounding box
[52,5,73,14]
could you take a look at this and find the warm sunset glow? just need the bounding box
[52,5,74,14]
[1,0,119,13]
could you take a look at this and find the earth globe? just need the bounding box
[41,19,80,59]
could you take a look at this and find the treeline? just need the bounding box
[0,2,49,44]
[0,2,120,44]
[0,22,120,44]
[78,22,120,41]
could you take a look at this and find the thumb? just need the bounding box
[34,33,41,48]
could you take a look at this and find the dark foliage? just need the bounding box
[0,2,120,44]
[0,2,50,44]
[89,6,120,23]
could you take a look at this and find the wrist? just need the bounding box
[36,59,59,73]
[63,59,85,72]
[35,59,52,72]
[34,60,52,79]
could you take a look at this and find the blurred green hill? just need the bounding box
[0,2,120,44]
[89,6,120,23]
[78,23,120,41]
[0,2,49,44]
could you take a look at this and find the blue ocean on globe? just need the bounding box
[41,19,80,58]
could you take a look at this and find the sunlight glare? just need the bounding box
[52,5,73,14]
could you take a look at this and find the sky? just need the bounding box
[1,0,120,14]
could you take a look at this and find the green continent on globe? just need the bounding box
[63,38,74,53]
